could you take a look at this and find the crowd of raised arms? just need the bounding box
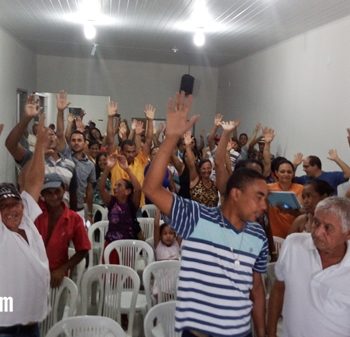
[1,90,350,337]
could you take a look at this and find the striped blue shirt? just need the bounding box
[169,195,268,337]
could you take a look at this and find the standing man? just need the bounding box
[35,173,91,288]
[0,109,50,337]
[56,91,95,222]
[267,197,350,337]
[143,92,268,337]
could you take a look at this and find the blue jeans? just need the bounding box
[0,323,40,337]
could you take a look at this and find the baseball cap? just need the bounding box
[0,183,21,202]
[42,173,64,191]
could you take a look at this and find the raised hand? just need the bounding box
[135,120,145,135]
[106,151,119,169]
[56,90,70,111]
[214,113,223,126]
[328,149,339,161]
[293,152,304,166]
[75,116,85,132]
[36,113,50,150]
[254,123,262,133]
[131,119,137,131]
[144,104,156,120]
[107,100,118,117]
[263,127,275,144]
[25,95,40,118]
[119,123,128,138]
[165,91,198,138]
[220,120,240,132]
[117,154,129,170]
[183,130,193,146]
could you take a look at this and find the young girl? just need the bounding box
[100,151,142,263]
[154,208,180,261]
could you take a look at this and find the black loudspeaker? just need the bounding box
[180,74,195,95]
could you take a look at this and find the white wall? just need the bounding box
[39,92,110,132]
[0,27,36,183]
[217,15,350,174]
[36,55,218,135]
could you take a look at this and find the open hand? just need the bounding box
[56,90,70,111]
[144,104,156,120]
[165,91,198,138]
[107,100,118,117]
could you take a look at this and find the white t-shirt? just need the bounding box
[0,191,50,326]
[275,233,350,337]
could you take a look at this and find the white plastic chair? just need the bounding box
[273,236,285,257]
[88,220,109,267]
[80,265,139,337]
[141,204,157,218]
[68,247,86,289]
[84,203,108,222]
[143,260,180,311]
[144,301,180,337]
[40,277,78,337]
[46,315,126,337]
[137,217,155,241]
[104,239,155,271]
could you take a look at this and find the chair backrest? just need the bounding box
[40,277,78,337]
[88,220,109,267]
[68,247,86,289]
[144,301,180,337]
[141,204,157,218]
[104,240,155,271]
[137,217,155,241]
[80,264,139,337]
[46,315,126,337]
[92,204,108,222]
[273,236,285,257]
[143,260,180,311]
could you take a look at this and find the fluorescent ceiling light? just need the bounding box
[193,31,205,47]
[80,0,101,21]
[84,23,96,40]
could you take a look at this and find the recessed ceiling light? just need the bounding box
[171,47,179,53]
[193,31,205,47]
[84,23,96,40]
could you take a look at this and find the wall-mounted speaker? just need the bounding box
[180,74,195,95]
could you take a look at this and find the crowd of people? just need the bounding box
[1,90,350,337]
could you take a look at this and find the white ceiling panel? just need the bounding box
[1,0,350,66]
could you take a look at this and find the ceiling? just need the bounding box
[1,0,350,67]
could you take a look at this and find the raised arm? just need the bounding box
[328,149,350,179]
[208,113,222,151]
[5,95,39,162]
[183,131,199,188]
[292,152,304,171]
[143,104,155,156]
[247,123,262,149]
[23,113,50,201]
[262,127,275,177]
[99,151,118,206]
[106,100,119,153]
[56,90,70,152]
[215,121,239,195]
[134,120,145,152]
[117,154,141,209]
[143,92,198,216]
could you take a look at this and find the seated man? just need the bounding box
[268,196,350,337]
[0,114,50,336]
[294,153,350,192]
[35,173,91,288]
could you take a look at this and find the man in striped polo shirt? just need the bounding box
[143,92,268,337]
